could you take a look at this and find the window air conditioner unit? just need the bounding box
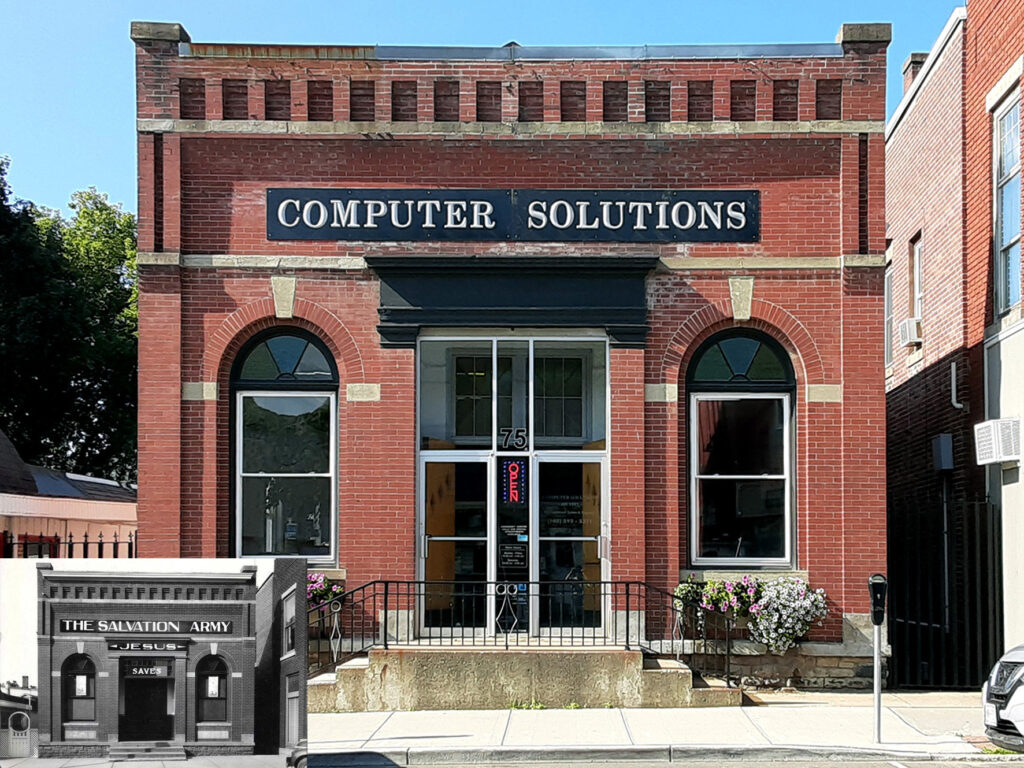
[974,418,1022,465]
[899,317,923,347]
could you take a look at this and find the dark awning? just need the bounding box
[365,254,659,348]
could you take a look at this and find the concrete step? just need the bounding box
[689,674,744,707]
[108,742,187,761]
[639,656,695,706]
[312,648,743,711]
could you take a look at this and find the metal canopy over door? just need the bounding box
[417,334,609,638]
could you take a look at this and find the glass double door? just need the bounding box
[418,337,608,635]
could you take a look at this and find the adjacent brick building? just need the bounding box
[132,20,890,674]
[886,0,1024,688]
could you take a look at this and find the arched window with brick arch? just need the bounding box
[686,329,796,567]
[231,328,338,562]
[196,655,228,723]
[62,654,96,723]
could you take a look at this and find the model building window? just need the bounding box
[995,95,1021,313]
[687,330,794,566]
[282,589,296,653]
[232,329,338,561]
[63,655,95,722]
[196,656,228,722]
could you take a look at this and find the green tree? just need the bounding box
[0,158,137,481]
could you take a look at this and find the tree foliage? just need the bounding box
[0,158,137,480]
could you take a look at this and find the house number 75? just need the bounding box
[500,427,528,450]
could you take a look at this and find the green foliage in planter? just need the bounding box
[675,574,828,655]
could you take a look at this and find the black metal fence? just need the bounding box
[307,579,733,684]
[888,495,1002,689]
[0,530,138,559]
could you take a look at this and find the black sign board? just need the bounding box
[267,189,760,243]
[60,619,232,634]
[108,640,186,652]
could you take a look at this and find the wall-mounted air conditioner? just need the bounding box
[899,317,923,347]
[974,418,1022,465]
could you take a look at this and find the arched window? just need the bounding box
[687,330,795,566]
[196,656,228,723]
[232,329,338,561]
[62,655,95,722]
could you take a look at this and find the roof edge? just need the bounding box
[886,7,967,141]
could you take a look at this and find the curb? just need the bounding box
[308,743,994,765]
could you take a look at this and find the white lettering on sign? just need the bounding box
[267,189,760,243]
[331,199,360,228]
[108,641,183,652]
[189,621,231,633]
[726,200,747,229]
[60,619,233,634]
[97,620,182,633]
[277,199,300,228]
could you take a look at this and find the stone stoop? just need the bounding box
[308,648,743,712]
[107,742,188,761]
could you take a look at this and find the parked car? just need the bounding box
[984,646,1024,751]
[286,739,307,768]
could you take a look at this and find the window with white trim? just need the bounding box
[909,235,924,319]
[884,265,893,367]
[232,330,338,561]
[282,589,296,653]
[687,330,795,566]
[996,94,1021,313]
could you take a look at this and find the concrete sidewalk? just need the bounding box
[308,691,999,764]
[0,757,286,768]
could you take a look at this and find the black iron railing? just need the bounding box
[0,530,138,558]
[307,579,733,684]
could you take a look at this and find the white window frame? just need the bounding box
[689,392,792,568]
[995,92,1022,314]
[234,390,337,565]
[281,585,297,660]
[884,266,893,367]
[910,237,924,319]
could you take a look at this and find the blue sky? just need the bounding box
[1,0,963,216]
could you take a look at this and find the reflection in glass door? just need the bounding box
[422,460,488,629]
[537,461,602,630]
[418,336,608,637]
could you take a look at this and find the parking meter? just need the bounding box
[868,573,887,743]
[869,574,888,626]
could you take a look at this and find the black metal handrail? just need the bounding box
[308,579,733,684]
[1,530,138,559]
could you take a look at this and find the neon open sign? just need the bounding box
[502,460,528,506]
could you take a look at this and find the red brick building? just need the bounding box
[132,21,889,670]
[886,0,1024,689]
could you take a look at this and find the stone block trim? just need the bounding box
[182,382,218,401]
[728,276,755,320]
[270,275,296,318]
[346,383,380,402]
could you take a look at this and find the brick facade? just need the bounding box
[886,1,1024,686]
[133,22,889,645]
[963,0,1024,650]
